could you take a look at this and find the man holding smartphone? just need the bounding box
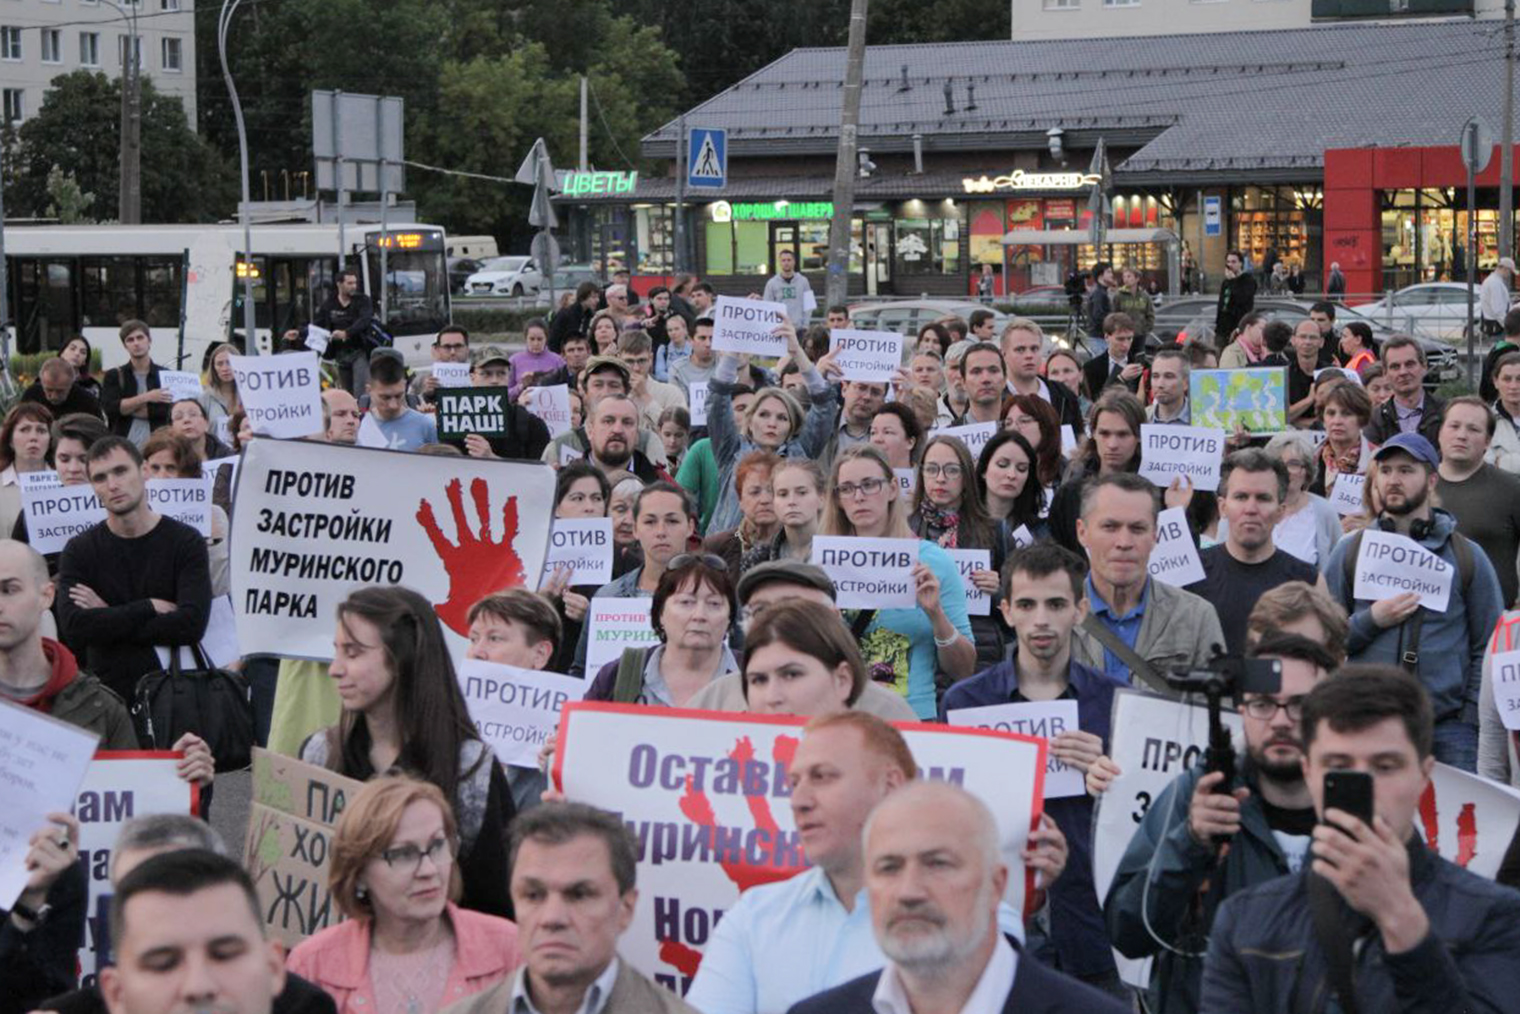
[1203,667,1520,1012]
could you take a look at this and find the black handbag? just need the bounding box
[131,644,254,772]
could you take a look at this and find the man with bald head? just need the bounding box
[787,782,1128,1014]
[21,357,104,420]
[321,388,360,444]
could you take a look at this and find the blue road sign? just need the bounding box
[688,127,727,190]
[1203,195,1222,237]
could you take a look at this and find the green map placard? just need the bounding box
[1190,367,1288,434]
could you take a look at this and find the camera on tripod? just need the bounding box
[1063,270,1087,311]
[1165,653,1282,805]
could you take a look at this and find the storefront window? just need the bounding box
[734,222,769,274]
[588,207,632,275]
[894,207,960,276]
[634,206,674,275]
[705,221,734,275]
[1379,188,1509,291]
[1232,185,1319,280]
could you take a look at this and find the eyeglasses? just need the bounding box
[669,552,728,571]
[835,477,888,499]
[379,836,453,873]
[437,342,468,352]
[922,463,963,479]
[1241,696,1306,721]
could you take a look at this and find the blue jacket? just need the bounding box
[1325,509,1504,723]
[785,938,1130,1014]
[940,655,1118,979]
[1202,838,1520,1013]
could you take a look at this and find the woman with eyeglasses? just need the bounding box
[542,462,613,675]
[586,554,739,706]
[822,445,975,719]
[976,429,1049,543]
[703,450,781,584]
[301,587,516,919]
[739,458,826,572]
[287,775,521,1014]
[1259,431,1342,569]
[910,435,1011,667]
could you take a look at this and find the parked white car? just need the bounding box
[463,256,544,297]
[1356,282,1477,341]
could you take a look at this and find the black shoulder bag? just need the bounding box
[131,645,254,772]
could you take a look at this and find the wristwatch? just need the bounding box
[9,900,51,927]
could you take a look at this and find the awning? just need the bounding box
[1002,227,1180,245]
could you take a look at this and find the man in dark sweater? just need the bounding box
[20,358,104,422]
[1437,396,1520,608]
[56,437,210,702]
[1185,449,1322,656]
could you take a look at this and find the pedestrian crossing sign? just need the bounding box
[688,127,727,189]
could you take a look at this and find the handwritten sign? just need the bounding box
[811,535,920,609]
[457,659,588,768]
[228,353,324,440]
[586,597,657,674]
[830,329,904,384]
[524,384,573,438]
[945,548,992,616]
[1353,529,1453,612]
[1138,425,1225,493]
[0,700,101,908]
[1147,506,1205,587]
[541,518,614,587]
[1328,472,1367,516]
[946,699,1083,798]
[712,296,789,357]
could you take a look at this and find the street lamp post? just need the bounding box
[219,0,258,354]
[102,0,140,224]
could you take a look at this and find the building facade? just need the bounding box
[0,0,196,127]
[1009,0,1499,42]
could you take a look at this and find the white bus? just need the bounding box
[4,222,452,372]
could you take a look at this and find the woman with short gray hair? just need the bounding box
[1259,431,1343,570]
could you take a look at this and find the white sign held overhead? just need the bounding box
[1353,529,1453,612]
[712,296,790,357]
[1148,506,1205,587]
[811,535,920,610]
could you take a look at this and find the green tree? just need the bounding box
[44,166,95,223]
[8,71,234,222]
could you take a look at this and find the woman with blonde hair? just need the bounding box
[200,342,242,437]
[287,775,521,1013]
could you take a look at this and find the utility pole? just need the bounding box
[219,0,256,351]
[675,114,686,275]
[110,0,141,223]
[824,0,869,311]
[1504,0,1515,261]
[579,76,589,172]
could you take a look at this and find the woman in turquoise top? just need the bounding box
[820,444,976,718]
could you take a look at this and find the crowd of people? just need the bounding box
[6,260,1520,1014]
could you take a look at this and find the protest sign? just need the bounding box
[1092,690,1244,988]
[432,362,472,388]
[23,485,104,554]
[946,700,1083,798]
[1138,425,1225,493]
[586,597,658,673]
[930,421,997,461]
[689,384,710,427]
[0,699,100,908]
[1011,524,1035,549]
[228,352,324,439]
[1327,472,1367,516]
[1352,529,1453,612]
[944,548,992,617]
[893,468,915,502]
[73,752,194,980]
[541,517,614,587]
[229,440,554,660]
[810,535,919,609]
[1421,763,1520,878]
[524,384,573,438]
[157,594,240,670]
[18,470,59,492]
[712,296,788,357]
[1493,649,1520,731]
[1060,425,1078,454]
[437,387,513,439]
[303,325,330,355]
[1190,367,1288,434]
[559,444,585,466]
[206,453,239,491]
[553,703,1045,992]
[829,329,904,384]
[242,749,363,947]
[157,370,203,404]
[1147,507,1205,587]
[147,477,212,536]
[457,659,588,768]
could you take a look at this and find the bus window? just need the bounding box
[12,258,76,354]
[142,257,183,328]
[365,232,447,338]
[81,256,139,328]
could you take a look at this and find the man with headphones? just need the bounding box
[1325,432,1504,772]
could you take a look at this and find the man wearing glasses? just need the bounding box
[1099,632,1335,1014]
[413,324,472,405]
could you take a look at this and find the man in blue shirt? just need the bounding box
[357,352,436,451]
[940,542,1122,997]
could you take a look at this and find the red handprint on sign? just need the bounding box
[677,734,801,894]
[416,478,526,635]
[1418,782,1480,868]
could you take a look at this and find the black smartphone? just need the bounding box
[1322,770,1374,827]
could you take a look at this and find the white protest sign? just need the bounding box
[457,659,588,768]
[23,485,105,555]
[829,329,904,384]
[229,440,555,661]
[1060,425,1078,454]
[228,352,324,439]
[73,752,193,979]
[541,518,614,587]
[689,384,710,427]
[1327,472,1366,516]
[1092,690,1244,988]
[432,362,472,388]
[1147,506,1205,587]
[945,548,992,617]
[147,478,212,536]
[524,384,573,438]
[586,597,657,674]
[1303,429,1329,449]
[303,324,330,354]
[156,594,240,670]
[893,468,916,502]
[1138,425,1225,493]
[810,535,919,609]
[1421,763,1520,879]
[712,296,788,357]
[355,414,389,448]
[1492,648,1520,731]
[947,699,1083,798]
[206,454,239,494]
[554,704,1045,992]
[930,421,998,461]
[0,699,101,908]
[1011,524,1035,549]
[17,470,59,492]
[559,443,584,466]
[1353,529,1453,612]
[157,370,203,404]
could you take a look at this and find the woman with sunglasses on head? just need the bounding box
[822,445,975,719]
[287,775,521,1014]
[910,435,1011,667]
[302,586,516,919]
[586,554,739,706]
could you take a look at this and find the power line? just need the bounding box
[401,158,520,185]
[586,76,638,169]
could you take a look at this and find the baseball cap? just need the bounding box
[471,344,511,369]
[1370,432,1439,467]
[582,355,632,386]
[736,561,836,605]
